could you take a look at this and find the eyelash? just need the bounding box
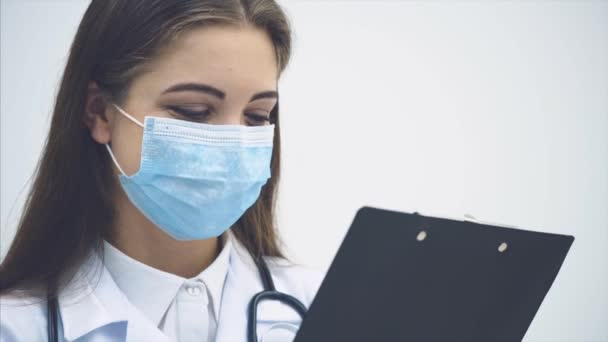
[166,105,270,126]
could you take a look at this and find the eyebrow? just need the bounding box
[161,82,278,102]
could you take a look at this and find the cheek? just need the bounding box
[110,120,144,176]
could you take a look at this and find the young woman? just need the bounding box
[0,1,322,341]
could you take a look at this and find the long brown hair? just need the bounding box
[0,0,292,298]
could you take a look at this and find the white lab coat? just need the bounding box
[0,233,324,341]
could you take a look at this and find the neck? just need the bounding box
[107,192,220,279]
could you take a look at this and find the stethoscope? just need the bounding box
[46,257,308,342]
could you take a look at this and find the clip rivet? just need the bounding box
[416,231,427,242]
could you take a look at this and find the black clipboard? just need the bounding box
[294,206,574,342]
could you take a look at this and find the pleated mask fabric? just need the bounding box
[104,104,274,240]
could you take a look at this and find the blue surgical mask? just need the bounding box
[104,103,274,241]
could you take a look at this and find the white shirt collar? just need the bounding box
[102,232,232,326]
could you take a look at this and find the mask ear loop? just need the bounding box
[105,144,127,176]
[112,103,144,128]
[104,103,145,176]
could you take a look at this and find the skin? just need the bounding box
[84,24,279,278]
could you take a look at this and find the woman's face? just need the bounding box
[95,24,279,176]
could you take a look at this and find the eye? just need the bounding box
[166,105,212,122]
[245,113,271,126]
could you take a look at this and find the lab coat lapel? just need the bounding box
[215,236,262,342]
[215,235,304,342]
[58,251,171,342]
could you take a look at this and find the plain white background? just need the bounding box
[1,1,607,341]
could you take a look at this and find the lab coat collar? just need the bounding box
[57,230,290,342]
[58,250,131,341]
[198,232,232,320]
[100,232,232,325]
[101,240,183,328]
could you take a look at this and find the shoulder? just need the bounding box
[0,292,48,341]
[262,256,325,307]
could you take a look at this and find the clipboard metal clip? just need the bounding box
[463,213,479,223]
[463,213,522,230]
[411,210,522,230]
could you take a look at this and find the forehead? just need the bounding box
[143,24,279,95]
